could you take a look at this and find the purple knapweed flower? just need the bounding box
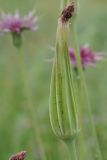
[0,11,38,47]
[9,151,27,160]
[0,11,38,33]
[69,45,103,69]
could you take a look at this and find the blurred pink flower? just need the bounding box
[69,45,103,69]
[9,151,27,160]
[0,11,38,33]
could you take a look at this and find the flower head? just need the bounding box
[0,11,38,47]
[0,11,38,33]
[69,45,103,69]
[9,151,27,160]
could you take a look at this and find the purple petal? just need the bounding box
[0,10,38,33]
[69,46,104,68]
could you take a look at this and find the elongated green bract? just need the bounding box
[49,20,78,140]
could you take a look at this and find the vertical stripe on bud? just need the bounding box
[49,4,78,141]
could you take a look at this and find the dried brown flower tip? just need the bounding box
[9,151,27,160]
[60,2,75,23]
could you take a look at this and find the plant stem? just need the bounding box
[75,77,92,160]
[71,20,103,160]
[16,47,47,160]
[64,140,78,160]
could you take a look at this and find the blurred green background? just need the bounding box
[0,0,107,160]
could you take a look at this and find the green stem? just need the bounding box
[16,47,47,160]
[71,20,103,160]
[75,77,92,160]
[64,140,78,160]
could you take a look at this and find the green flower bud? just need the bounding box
[49,6,78,141]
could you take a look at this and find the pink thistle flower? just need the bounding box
[0,11,38,33]
[69,45,103,69]
[9,151,27,160]
[0,11,38,47]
